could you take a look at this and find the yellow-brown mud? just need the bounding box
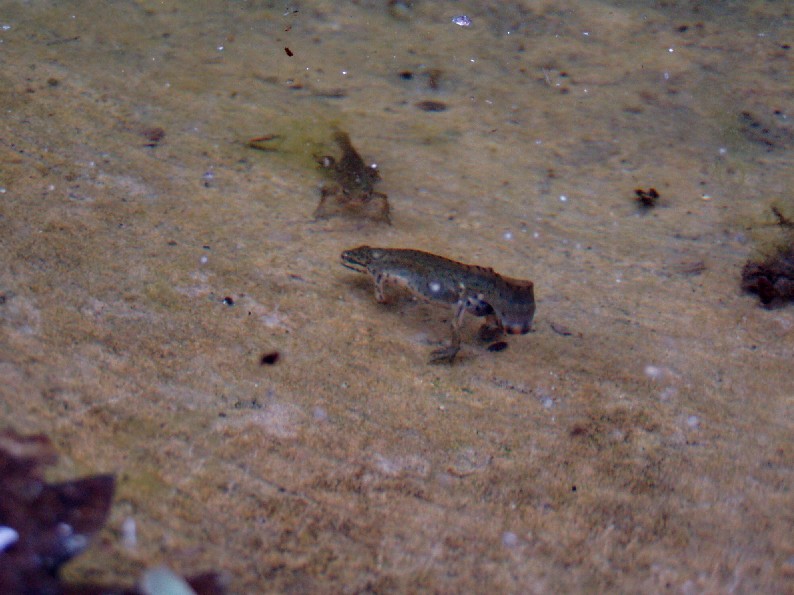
[1,1,791,592]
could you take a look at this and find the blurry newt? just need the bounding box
[341,246,535,363]
[314,131,390,223]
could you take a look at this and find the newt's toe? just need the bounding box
[428,345,460,364]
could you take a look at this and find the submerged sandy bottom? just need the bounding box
[1,1,792,592]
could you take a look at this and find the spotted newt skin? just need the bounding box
[341,246,535,363]
[314,131,390,223]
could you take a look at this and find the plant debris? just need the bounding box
[313,131,390,224]
[140,126,165,147]
[634,187,659,208]
[741,243,794,307]
[0,429,227,595]
[415,100,448,112]
[246,134,282,152]
[771,205,794,229]
[738,110,793,152]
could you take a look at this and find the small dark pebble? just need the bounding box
[634,187,660,208]
[415,100,447,112]
[284,46,293,57]
[47,77,60,87]
[222,296,235,306]
[550,322,573,336]
[260,351,280,365]
[399,70,414,80]
[487,341,509,352]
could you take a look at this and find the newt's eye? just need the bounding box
[371,250,383,259]
[428,281,442,293]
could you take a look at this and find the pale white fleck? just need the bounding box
[503,231,513,241]
[140,566,196,595]
[502,531,518,546]
[429,281,441,293]
[644,365,662,379]
[0,526,19,550]
[559,195,567,202]
[122,517,137,549]
[452,15,472,27]
[199,255,208,264]
[686,415,700,429]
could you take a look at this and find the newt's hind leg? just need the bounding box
[477,314,505,342]
[429,300,466,364]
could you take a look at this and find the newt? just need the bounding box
[341,246,535,363]
[314,131,390,223]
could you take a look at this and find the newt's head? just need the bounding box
[340,245,383,273]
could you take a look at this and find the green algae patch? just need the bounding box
[246,115,343,172]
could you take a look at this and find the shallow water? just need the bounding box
[1,1,792,592]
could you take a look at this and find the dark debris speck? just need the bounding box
[741,244,794,307]
[487,341,509,352]
[260,351,281,365]
[415,100,447,112]
[634,188,660,208]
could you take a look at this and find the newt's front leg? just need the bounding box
[429,300,467,364]
[374,273,388,303]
